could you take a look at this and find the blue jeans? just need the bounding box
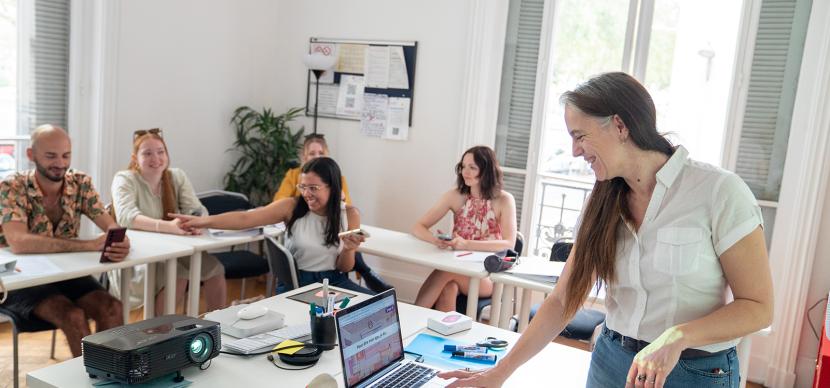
[587,326,739,387]
[295,270,375,295]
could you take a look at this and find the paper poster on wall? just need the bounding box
[361,93,388,137]
[336,75,365,117]
[388,46,409,89]
[383,97,410,141]
[364,46,390,88]
[337,44,366,74]
[310,42,337,83]
[308,83,339,115]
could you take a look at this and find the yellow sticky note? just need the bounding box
[274,340,303,355]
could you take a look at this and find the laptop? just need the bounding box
[335,289,452,388]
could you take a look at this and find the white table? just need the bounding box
[27,284,593,388]
[0,232,194,323]
[128,226,283,317]
[358,225,490,318]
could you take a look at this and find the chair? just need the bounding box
[197,190,270,299]
[456,232,525,321]
[0,306,57,388]
[528,239,606,345]
[263,235,299,294]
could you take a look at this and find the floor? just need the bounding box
[0,278,768,388]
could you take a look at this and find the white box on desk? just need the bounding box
[427,311,472,336]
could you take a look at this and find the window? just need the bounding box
[0,0,70,178]
[495,0,806,257]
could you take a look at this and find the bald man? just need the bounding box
[0,124,130,357]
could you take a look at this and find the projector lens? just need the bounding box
[188,333,213,363]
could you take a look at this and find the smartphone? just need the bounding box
[338,228,370,238]
[436,233,453,241]
[100,227,127,263]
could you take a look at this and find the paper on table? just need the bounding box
[383,97,410,141]
[308,83,339,115]
[506,259,565,284]
[337,43,366,73]
[388,46,409,89]
[453,251,490,263]
[336,75,365,117]
[13,256,61,278]
[208,228,262,238]
[309,42,336,83]
[361,93,388,137]
[364,46,390,88]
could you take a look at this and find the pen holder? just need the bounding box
[310,312,337,350]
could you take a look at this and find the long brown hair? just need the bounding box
[129,131,177,221]
[559,72,673,319]
[455,146,504,200]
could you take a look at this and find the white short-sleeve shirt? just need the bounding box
[604,146,763,352]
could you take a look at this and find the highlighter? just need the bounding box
[443,345,488,353]
[452,351,497,363]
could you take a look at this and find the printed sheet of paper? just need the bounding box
[309,42,336,83]
[388,46,410,89]
[308,83,339,115]
[383,97,410,141]
[364,46,390,88]
[13,256,61,278]
[336,75,365,117]
[361,93,388,137]
[336,44,366,73]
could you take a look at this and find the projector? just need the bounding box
[82,315,221,384]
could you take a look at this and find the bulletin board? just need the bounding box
[304,37,417,141]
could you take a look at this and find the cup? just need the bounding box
[310,312,337,350]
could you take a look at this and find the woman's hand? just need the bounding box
[626,327,686,388]
[340,233,365,251]
[164,218,201,235]
[433,229,452,249]
[446,235,469,250]
[440,367,509,388]
[169,213,210,232]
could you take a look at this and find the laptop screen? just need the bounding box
[336,290,404,388]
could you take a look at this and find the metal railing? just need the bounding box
[530,175,593,258]
[0,136,32,179]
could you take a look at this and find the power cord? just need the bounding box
[806,297,828,340]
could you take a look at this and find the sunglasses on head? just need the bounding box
[304,133,325,140]
[133,128,162,139]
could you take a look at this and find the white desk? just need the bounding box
[358,225,490,318]
[27,284,593,388]
[0,231,194,323]
[129,226,283,317]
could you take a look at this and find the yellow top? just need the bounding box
[273,167,352,205]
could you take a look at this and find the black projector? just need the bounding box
[82,315,221,384]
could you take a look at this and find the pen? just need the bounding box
[456,252,473,257]
[327,292,336,314]
[444,345,487,353]
[310,302,317,315]
[451,351,497,363]
[339,297,351,309]
[322,278,329,311]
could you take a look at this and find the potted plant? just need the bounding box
[224,106,305,206]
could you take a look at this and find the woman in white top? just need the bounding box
[172,157,372,294]
[111,129,226,315]
[441,73,773,388]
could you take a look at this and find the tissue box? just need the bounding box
[427,311,472,336]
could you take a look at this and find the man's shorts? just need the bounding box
[1,276,105,320]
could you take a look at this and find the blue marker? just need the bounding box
[443,345,487,353]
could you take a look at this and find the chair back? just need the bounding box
[550,237,574,262]
[514,231,525,256]
[197,190,253,215]
[263,236,299,292]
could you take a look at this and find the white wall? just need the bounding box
[105,0,475,300]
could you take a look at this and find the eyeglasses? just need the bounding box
[296,184,328,194]
[133,128,162,139]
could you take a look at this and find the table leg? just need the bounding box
[498,285,514,330]
[489,282,504,327]
[119,267,132,324]
[466,277,480,319]
[165,258,177,315]
[187,251,202,317]
[518,288,532,332]
[144,263,156,320]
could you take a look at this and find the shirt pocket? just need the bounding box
[653,227,704,276]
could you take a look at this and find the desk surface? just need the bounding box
[27,284,593,388]
[128,225,284,251]
[359,225,489,279]
[0,230,194,292]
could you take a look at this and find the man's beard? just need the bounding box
[35,162,66,183]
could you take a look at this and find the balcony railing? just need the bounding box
[0,136,32,179]
[531,175,593,258]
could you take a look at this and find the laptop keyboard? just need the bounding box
[372,362,439,388]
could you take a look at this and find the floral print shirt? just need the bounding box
[452,195,502,241]
[0,169,106,247]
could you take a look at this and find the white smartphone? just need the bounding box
[338,228,371,238]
